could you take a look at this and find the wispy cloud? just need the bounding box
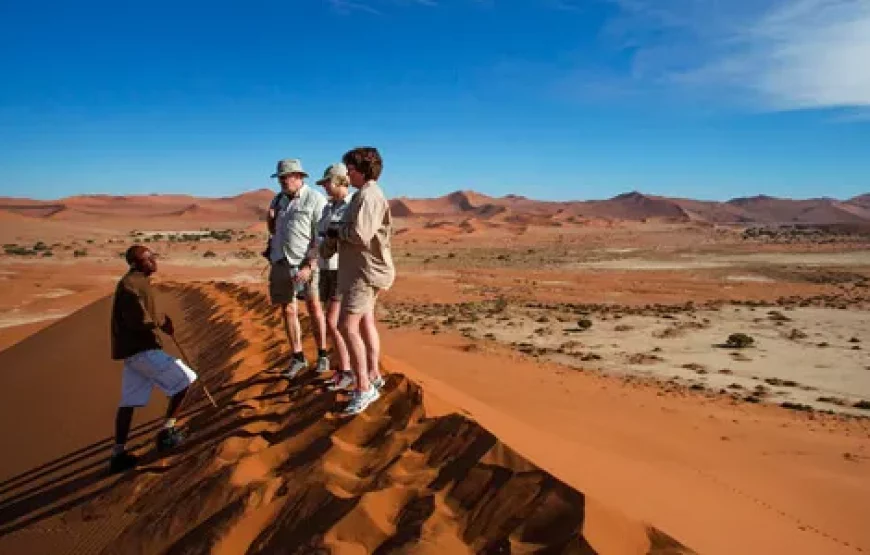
[326,0,438,15]
[327,0,383,15]
[606,0,870,111]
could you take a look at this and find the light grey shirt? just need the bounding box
[316,195,351,270]
[269,185,327,266]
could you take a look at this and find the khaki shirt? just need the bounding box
[110,270,165,360]
[331,181,395,291]
[269,185,327,266]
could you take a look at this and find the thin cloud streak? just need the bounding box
[608,0,870,111]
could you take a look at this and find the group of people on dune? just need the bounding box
[107,147,395,473]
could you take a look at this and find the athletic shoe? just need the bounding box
[156,427,186,452]
[284,358,307,379]
[343,387,380,415]
[316,355,331,374]
[329,371,355,391]
[371,375,386,390]
[109,450,138,473]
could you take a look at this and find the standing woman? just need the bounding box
[313,163,354,388]
[325,147,394,415]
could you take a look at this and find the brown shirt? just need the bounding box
[110,270,165,360]
[327,181,395,292]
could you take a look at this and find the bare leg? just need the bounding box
[165,387,188,420]
[114,406,134,447]
[281,301,303,354]
[360,309,382,382]
[305,294,328,352]
[327,299,351,371]
[340,311,369,392]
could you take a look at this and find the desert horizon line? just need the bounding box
[2,187,868,205]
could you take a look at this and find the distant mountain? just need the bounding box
[389,190,870,226]
[3,189,869,227]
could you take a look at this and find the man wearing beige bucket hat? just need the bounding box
[266,158,330,379]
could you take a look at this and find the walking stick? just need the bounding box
[169,333,218,408]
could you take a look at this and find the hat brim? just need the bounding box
[272,171,309,178]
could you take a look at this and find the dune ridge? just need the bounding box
[0,282,691,554]
[5,188,870,227]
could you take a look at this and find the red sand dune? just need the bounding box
[0,283,690,554]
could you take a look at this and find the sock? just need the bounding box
[318,349,328,359]
[292,351,305,362]
[112,444,126,456]
[164,418,177,429]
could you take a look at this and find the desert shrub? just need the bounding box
[203,250,217,258]
[725,333,754,348]
[41,251,54,257]
[209,230,233,242]
[74,249,88,257]
[4,245,36,256]
[854,400,870,410]
[577,318,593,330]
[493,296,508,313]
[33,241,48,251]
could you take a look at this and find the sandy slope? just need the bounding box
[382,329,870,555]
[0,283,689,554]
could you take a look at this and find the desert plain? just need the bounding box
[1,189,869,554]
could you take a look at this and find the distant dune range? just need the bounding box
[3,190,870,229]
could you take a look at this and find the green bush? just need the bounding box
[4,245,36,256]
[725,333,755,348]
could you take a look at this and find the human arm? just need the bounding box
[338,190,386,246]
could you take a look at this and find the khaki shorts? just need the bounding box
[269,259,319,305]
[341,279,382,314]
[319,269,341,303]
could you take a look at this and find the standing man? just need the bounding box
[109,245,197,473]
[267,158,330,378]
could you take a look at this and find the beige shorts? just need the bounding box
[341,279,382,314]
[269,259,319,305]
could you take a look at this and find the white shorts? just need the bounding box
[120,349,198,408]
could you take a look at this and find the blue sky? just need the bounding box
[0,0,868,201]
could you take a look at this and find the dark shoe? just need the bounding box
[156,427,186,452]
[109,451,138,473]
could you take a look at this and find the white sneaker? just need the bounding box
[328,371,355,391]
[371,375,386,390]
[343,387,380,415]
[316,355,331,374]
[283,358,307,379]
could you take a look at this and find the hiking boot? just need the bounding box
[109,450,138,473]
[343,386,380,415]
[156,427,186,452]
[284,358,307,379]
[316,355,331,374]
[329,371,355,391]
[371,375,386,390]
